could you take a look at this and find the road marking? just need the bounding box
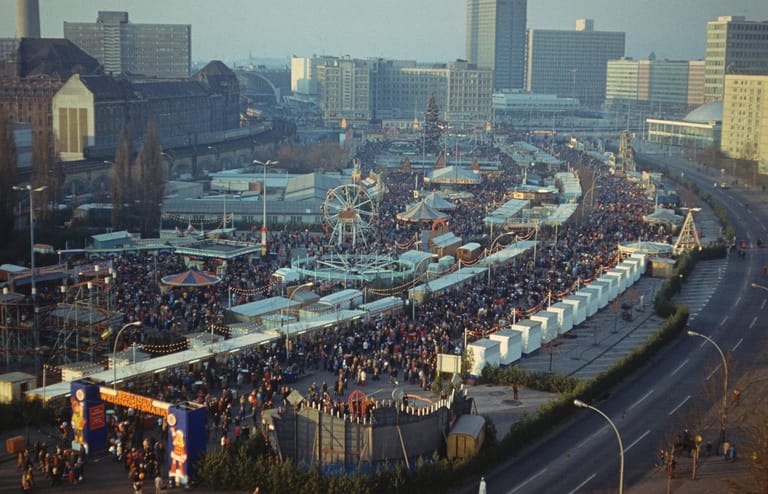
[625,429,651,453]
[507,468,547,494]
[720,315,729,326]
[750,316,759,328]
[734,295,742,307]
[628,389,655,411]
[567,473,597,494]
[669,395,691,415]
[670,359,689,376]
[706,364,722,381]
[732,338,743,351]
[761,299,766,311]
[576,426,608,449]
[700,340,707,349]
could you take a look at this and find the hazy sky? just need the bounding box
[2,0,767,64]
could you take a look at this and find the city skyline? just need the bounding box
[1,0,768,65]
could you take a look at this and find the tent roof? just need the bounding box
[642,206,684,226]
[422,191,457,210]
[396,200,447,222]
[427,166,481,184]
[161,269,221,287]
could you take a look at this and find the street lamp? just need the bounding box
[252,159,278,258]
[283,282,313,361]
[102,321,142,392]
[574,399,624,494]
[687,329,729,448]
[12,184,47,372]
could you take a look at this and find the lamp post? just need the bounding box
[283,282,313,361]
[104,321,143,392]
[687,329,728,448]
[252,159,278,258]
[12,184,47,372]
[574,399,624,494]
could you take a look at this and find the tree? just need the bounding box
[0,109,18,237]
[137,122,164,238]
[423,94,442,155]
[111,126,133,230]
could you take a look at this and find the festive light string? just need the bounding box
[162,214,228,227]
[141,340,189,354]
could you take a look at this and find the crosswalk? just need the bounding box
[672,259,728,322]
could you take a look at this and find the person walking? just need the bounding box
[513,383,519,401]
[478,476,487,494]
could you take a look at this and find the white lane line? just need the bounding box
[576,426,608,449]
[707,364,722,381]
[732,338,743,351]
[734,295,742,307]
[700,340,707,349]
[750,316,758,328]
[670,359,689,376]
[625,430,651,453]
[628,389,655,411]
[669,395,691,416]
[720,315,729,326]
[567,473,597,494]
[761,299,766,310]
[507,468,548,494]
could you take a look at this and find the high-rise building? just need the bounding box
[526,19,625,107]
[606,59,705,116]
[721,74,768,174]
[64,11,191,78]
[16,0,40,38]
[465,0,527,91]
[704,16,768,103]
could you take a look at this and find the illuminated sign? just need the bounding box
[89,404,105,430]
[100,388,170,417]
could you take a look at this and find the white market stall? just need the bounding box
[229,297,303,323]
[529,311,559,344]
[467,339,501,377]
[596,275,619,300]
[510,320,542,354]
[549,302,574,334]
[318,289,364,310]
[605,268,628,293]
[575,289,598,317]
[586,281,610,308]
[562,295,588,325]
[489,328,523,366]
[358,297,404,321]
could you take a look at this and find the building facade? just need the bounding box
[606,59,705,116]
[64,11,191,78]
[465,0,527,91]
[51,61,241,161]
[704,16,768,103]
[721,74,768,174]
[526,20,625,107]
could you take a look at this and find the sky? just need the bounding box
[1,0,768,65]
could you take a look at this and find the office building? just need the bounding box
[315,58,373,123]
[16,0,40,38]
[646,101,721,152]
[64,11,191,78]
[704,16,768,102]
[721,74,768,174]
[526,19,625,107]
[605,59,705,116]
[465,0,527,91]
[51,60,240,161]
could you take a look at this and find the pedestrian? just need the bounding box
[722,440,730,460]
[513,382,519,401]
[705,440,712,457]
[21,467,33,493]
[728,444,736,462]
[478,476,487,494]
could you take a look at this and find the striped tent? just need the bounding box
[161,269,221,287]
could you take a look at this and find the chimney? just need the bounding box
[16,0,41,38]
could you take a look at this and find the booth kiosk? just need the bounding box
[606,269,628,293]
[70,379,108,455]
[549,302,574,334]
[596,275,618,300]
[622,259,642,282]
[510,320,542,355]
[467,339,501,378]
[489,329,522,366]
[575,289,598,318]
[562,295,588,326]
[630,252,648,273]
[588,280,610,308]
[614,265,635,286]
[530,310,559,343]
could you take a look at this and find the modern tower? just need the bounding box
[704,16,768,103]
[465,0,527,91]
[64,11,191,78]
[16,0,40,38]
[526,19,625,107]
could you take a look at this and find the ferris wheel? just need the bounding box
[322,184,378,248]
